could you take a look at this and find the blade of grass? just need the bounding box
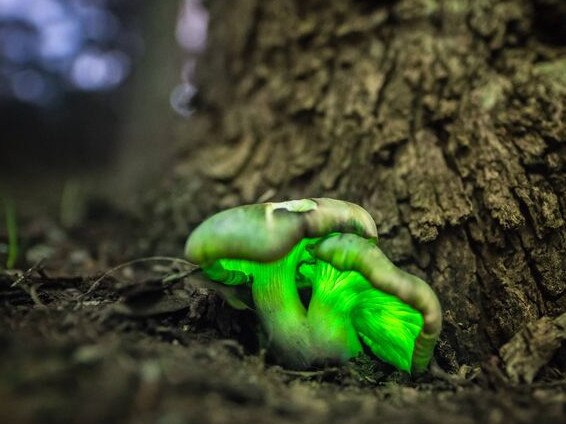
[4,198,18,269]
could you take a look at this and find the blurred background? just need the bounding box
[0,0,208,214]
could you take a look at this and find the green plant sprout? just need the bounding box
[1,197,19,270]
[185,198,442,373]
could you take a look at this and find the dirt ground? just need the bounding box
[1,212,564,424]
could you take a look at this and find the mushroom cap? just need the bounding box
[310,233,442,373]
[185,198,377,265]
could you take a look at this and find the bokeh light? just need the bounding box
[70,49,130,90]
[0,0,141,106]
[172,0,208,116]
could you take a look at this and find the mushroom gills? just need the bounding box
[352,290,423,373]
[300,259,424,372]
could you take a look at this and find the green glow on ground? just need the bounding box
[203,237,424,371]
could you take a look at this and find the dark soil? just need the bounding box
[1,213,564,424]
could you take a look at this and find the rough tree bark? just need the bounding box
[165,0,565,374]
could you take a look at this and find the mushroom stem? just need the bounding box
[307,299,362,362]
[206,238,317,368]
[251,259,312,367]
[301,262,368,363]
[307,284,362,363]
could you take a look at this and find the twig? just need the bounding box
[81,256,197,298]
[275,367,340,378]
[429,360,477,386]
[29,284,46,307]
[10,260,45,288]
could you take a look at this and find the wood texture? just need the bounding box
[167,0,566,372]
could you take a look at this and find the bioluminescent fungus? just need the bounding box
[304,233,441,373]
[185,198,376,368]
[185,198,442,372]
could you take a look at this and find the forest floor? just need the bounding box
[0,210,565,424]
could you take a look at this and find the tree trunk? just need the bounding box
[168,0,565,372]
[107,0,183,207]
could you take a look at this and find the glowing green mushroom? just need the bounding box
[305,233,442,373]
[185,198,442,373]
[185,198,377,368]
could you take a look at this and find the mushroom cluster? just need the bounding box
[185,198,441,373]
